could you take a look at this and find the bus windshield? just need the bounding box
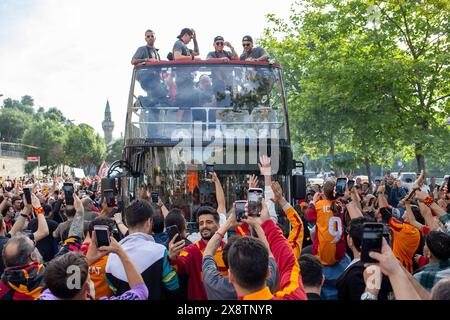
[127,63,287,142]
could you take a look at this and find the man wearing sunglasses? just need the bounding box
[240,35,269,62]
[206,36,238,60]
[131,29,160,65]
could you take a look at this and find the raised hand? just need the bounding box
[258,155,271,176]
[248,174,258,189]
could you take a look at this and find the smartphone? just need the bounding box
[405,188,418,201]
[166,225,182,243]
[235,200,247,222]
[63,183,74,205]
[151,192,159,203]
[94,225,110,248]
[347,180,355,191]
[23,187,32,205]
[247,188,263,217]
[336,178,347,197]
[103,189,116,207]
[361,222,384,263]
[206,164,214,176]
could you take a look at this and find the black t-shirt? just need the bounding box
[27,218,59,262]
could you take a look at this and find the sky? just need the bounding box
[0,0,294,139]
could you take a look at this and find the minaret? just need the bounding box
[102,100,114,145]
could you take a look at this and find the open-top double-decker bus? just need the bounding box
[119,59,296,223]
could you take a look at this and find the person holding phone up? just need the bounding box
[38,235,148,300]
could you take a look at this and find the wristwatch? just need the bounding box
[360,291,378,300]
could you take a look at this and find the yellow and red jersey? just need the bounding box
[80,242,113,299]
[172,239,226,300]
[283,203,304,260]
[308,199,346,266]
[389,217,421,273]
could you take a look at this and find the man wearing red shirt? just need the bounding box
[168,206,226,300]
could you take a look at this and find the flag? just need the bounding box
[98,161,109,178]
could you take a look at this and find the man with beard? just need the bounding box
[168,206,226,300]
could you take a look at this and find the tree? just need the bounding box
[22,119,66,171]
[64,124,106,170]
[263,0,450,174]
[105,138,124,163]
[0,108,32,142]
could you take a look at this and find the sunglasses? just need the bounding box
[242,43,251,47]
[215,42,224,46]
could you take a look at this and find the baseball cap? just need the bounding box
[242,35,253,42]
[178,28,193,39]
[214,36,224,42]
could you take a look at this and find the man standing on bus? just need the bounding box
[240,35,269,61]
[131,29,160,65]
[206,36,238,60]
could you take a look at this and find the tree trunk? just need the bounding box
[329,134,335,173]
[364,156,372,186]
[415,153,425,174]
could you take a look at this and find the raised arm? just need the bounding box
[9,196,32,236]
[259,155,277,223]
[68,194,85,239]
[211,172,226,214]
[191,30,199,56]
[31,193,49,242]
[271,181,303,259]
[368,238,421,300]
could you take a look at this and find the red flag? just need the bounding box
[98,161,109,178]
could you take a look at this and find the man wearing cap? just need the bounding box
[206,36,238,60]
[173,28,200,60]
[240,35,269,61]
[131,29,160,65]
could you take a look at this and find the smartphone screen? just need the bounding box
[336,178,347,197]
[206,164,214,179]
[94,226,110,248]
[166,225,182,243]
[248,188,263,216]
[347,180,355,191]
[235,200,247,222]
[151,192,159,203]
[361,223,384,263]
[23,188,32,205]
[63,183,74,205]
[103,189,115,207]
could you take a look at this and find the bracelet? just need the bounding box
[423,196,434,207]
[215,231,225,238]
[117,222,124,225]
[34,206,45,215]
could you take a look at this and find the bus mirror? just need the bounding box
[101,177,116,195]
[293,174,307,200]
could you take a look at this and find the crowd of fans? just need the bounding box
[0,158,448,301]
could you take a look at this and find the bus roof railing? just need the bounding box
[133,59,281,68]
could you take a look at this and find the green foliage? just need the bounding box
[106,138,124,163]
[1,95,108,171]
[0,108,32,142]
[263,0,450,174]
[64,124,106,169]
[22,119,66,170]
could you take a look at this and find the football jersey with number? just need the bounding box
[310,200,346,266]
